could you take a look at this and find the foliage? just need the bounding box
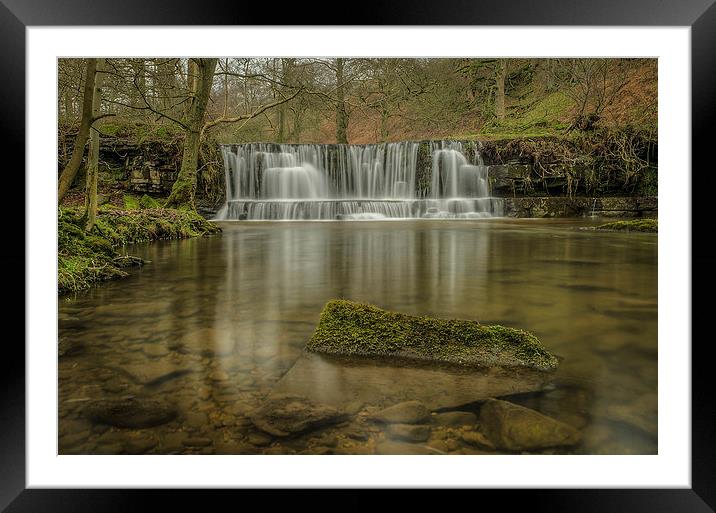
[58,58,657,145]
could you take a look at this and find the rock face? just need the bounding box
[479,399,582,451]
[249,394,349,437]
[370,401,429,424]
[502,196,657,219]
[306,300,559,371]
[85,398,177,428]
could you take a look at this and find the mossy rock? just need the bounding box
[306,300,559,371]
[595,219,657,233]
[123,194,140,209]
[139,194,161,209]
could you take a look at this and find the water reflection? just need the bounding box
[59,219,657,454]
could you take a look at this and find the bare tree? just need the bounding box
[165,58,219,209]
[495,59,507,121]
[551,58,631,130]
[58,59,98,203]
[335,58,349,144]
[84,58,106,231]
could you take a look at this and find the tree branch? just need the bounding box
[201,88,303,137]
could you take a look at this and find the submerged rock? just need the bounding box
[85,398,177,428]
[58,338,85,357]
[432,411,478,427]
[375,440,438,455]
[173,328,236,357]
[479,398,582,451]
[306,300,558,371]
[370,400,429,424]
[387,423,431,442]
[461,430,495,449]
[266,352,554,412]
[249,394,349,437]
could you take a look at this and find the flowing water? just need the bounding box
[58,219,657,455]
[217,141,503,220]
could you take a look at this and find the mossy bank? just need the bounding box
[58,206,221,294]
[594,218,658,233]
[307,300,559,371]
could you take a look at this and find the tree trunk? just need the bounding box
[495,59,507,121]
[166,58,218,210]
[335,58,348,144]
[184,59,199,120]
[380,106,389,142]
[276,58,294,143]
[62,90,74,124]
[58,59,98,203]
[84,59,105,232]
[131,60,146,108]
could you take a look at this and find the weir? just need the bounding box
[216,141,504,220]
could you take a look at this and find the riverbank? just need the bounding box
[58,206,221,294]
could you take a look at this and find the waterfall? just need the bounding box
[216,142,503,220]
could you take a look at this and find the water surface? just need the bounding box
[58,218,657,455]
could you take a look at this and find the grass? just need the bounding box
[595,219,657,233]
[307,299,559,371]
[58,206,221,294]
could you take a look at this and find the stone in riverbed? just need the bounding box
[460,430,495,449]
[269,352,553,412]
[58,338,85,357]
[182,437,213,448]
[248,431,273,446]
[172,328,236,357]
[370,401,429,424]
[249,394,349,437]
[142,344,169,358]
[306,300,559,371]
[387,423,431,442]
[375,440,439,455]
[84,398,177,428]
[479,398,582,451]
[432,411,478,427]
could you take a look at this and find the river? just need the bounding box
[58,218,657,455]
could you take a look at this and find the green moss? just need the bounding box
[58,207,221,294]
[306,300,559,371]
[123,194,140,209]
[139,194,161,209]
[595,219,657,233]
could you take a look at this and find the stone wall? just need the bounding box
[59,136,183,195]
[502,196,658,218]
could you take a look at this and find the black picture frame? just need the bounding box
[4,1,713,510]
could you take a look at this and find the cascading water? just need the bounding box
[424,141,503,219]
[216,141,503,220]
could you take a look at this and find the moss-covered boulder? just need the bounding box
[306,300,559,372]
